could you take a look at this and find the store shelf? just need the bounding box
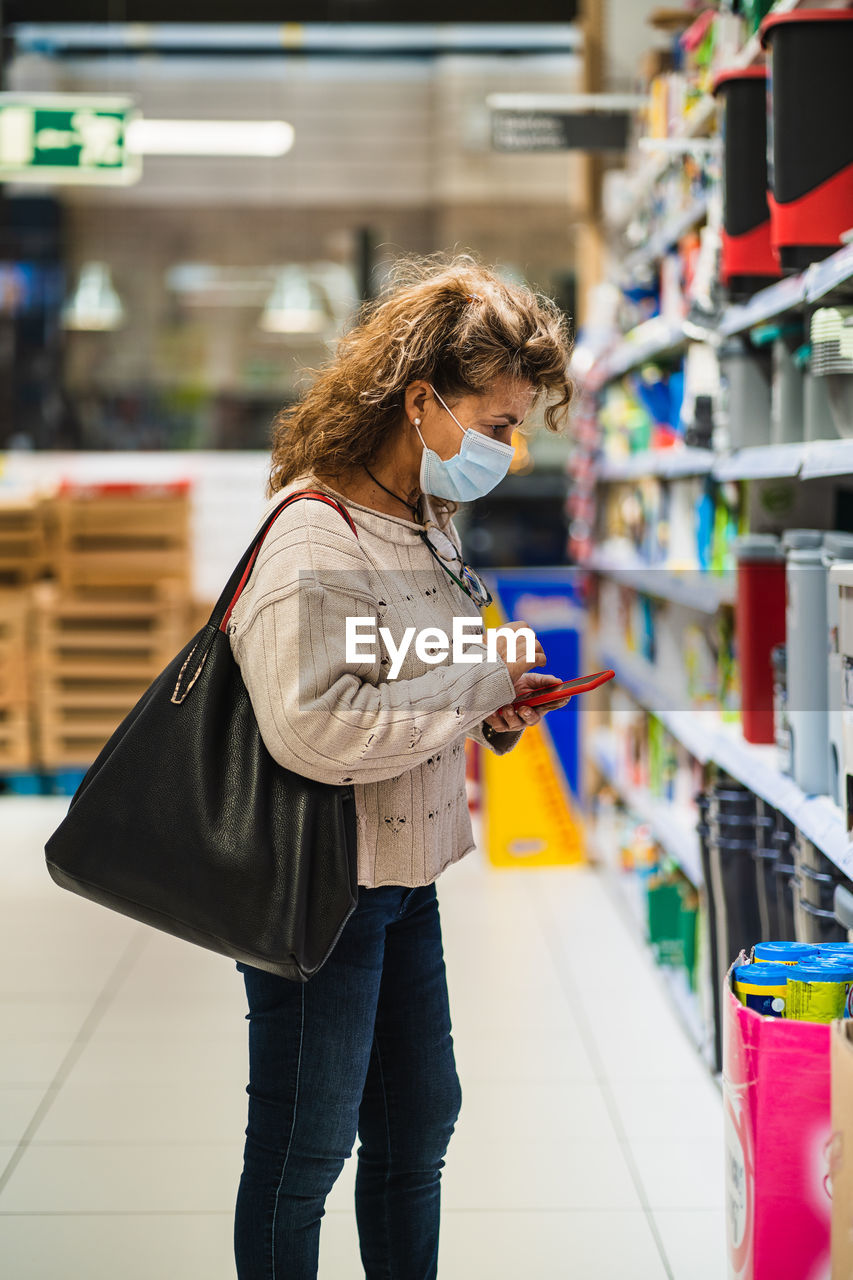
[595,438,853,485]
[622,99,718,222]
[597,646,715,764]
[587,318,687,390]
[596,447,714,481]
[711,442,809,481]
[590,727,703,886]
[584,549,735,613]
[682,94,717,139]
[806,242,853,305]
[598,643,853,879]
[712,439,853,482]
[720,241,853,338]
[591,218,852,401]
[621,195,710,281]
[588,242,853,390]
[719,274,808,337]
[799,439,853,481]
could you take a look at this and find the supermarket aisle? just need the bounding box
[0,798,725,1280]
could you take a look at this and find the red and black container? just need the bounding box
[713,67,781,298]
[760,10,853,272]
[734,534,787,745]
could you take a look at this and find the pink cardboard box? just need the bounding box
[724,963,832,1280]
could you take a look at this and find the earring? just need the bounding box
[414,418,421,426]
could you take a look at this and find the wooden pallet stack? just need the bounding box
[0,495,47,587]
[51,481,191,596]
[0,591,35,773]
[32,481,192,772]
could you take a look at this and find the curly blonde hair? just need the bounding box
[266,253,574,512]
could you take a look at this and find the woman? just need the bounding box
[228,255,573,1278]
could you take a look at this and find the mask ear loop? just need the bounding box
[429,384,466,437]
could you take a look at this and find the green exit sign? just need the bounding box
[0,93,141,185]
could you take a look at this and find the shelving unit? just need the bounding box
[588,239,853,393]
[620,195,711,282]
[577,0,853,1092]
[595,645,853,880]
[596,434,853,485]
[712,442,808,481]
[585,317,687,391]
[597,436,853,484]
[721,241,853,336]
[590,726,703,886]
[583,548,735,613]
[595,447,715,481]
[618,0,816,230]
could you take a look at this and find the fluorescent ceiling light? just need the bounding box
[126,119,294,157]
[11,24,582,55]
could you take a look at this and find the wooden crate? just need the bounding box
[0,709,32,771]
[52,482,191,593]
[32,581,186,769]
[0,589,34,770]
[0,498,46,586]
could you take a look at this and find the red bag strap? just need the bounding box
[218,489,358,634]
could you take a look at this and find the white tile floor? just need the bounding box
[0,797,726,1279]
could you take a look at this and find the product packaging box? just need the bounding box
[724,962,832,1280]
[831,1021,853,1280]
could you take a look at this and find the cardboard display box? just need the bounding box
[724,962,833,1280]
[831,1021,853,1280]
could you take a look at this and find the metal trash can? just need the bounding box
[752,797,783,939]
[706,780,763,973]
[771,819,798,940]
[792,831,850,945]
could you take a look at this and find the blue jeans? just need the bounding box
[233,881,463,1279]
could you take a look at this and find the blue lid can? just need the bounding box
[818,943,853,960]
[753,941,819,965]
[794,960,853,982]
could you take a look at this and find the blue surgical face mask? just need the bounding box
[413,385,516,502]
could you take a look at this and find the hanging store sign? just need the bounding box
[491,110,631,154]
[0,94,140,186]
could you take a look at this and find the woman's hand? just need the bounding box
[484,672,573,734]
[492,620,546,684]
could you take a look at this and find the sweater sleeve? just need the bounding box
[466,717,524,756]
[229,499,517,786]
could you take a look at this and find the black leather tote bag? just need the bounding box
[44,489,360,981]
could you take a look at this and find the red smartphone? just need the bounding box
[508,669,616,711]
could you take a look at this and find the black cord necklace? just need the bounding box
[363,464,422,521]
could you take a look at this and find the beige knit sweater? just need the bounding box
[227,472,524,887]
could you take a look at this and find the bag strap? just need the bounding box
[214,489,358,635]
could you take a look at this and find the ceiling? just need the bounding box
[7,49,585,210]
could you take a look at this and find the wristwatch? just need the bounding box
[482,720,510,744]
